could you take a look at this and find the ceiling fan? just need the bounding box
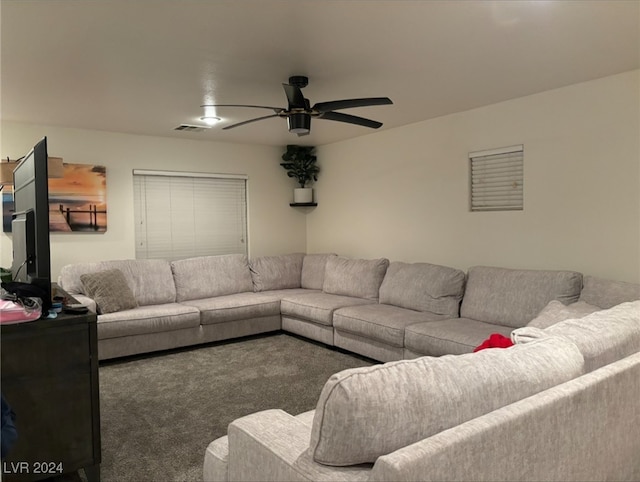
[201,76,393,136]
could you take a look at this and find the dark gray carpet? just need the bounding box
[98,333,374,482]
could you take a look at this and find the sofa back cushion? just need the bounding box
[171,254,254,302]
[460,266,583,328]
[301,253,336,290]
[513,300,640,372]
[249,253,304,292]
[527,300,600,329]
[579,276,640,309]
[379,262,466,316]
[309,336,583,466]
[103,259,177,306]
[322,256,389,300]
[59,259,177,306]
[59,261,106,295]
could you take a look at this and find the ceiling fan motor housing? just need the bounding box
[287,113,311,133]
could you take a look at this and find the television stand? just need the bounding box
[0,289,100,482]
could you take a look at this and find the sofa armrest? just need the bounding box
[370,352,640,482]
[227,409,370,482]
[69,294,97,313]
[204,436,230,482]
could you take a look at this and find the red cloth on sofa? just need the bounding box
[473,333,514,352]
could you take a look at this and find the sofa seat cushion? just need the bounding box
[310,336,584,466]
[513,300,640,372]
[171,254,254,302]
[249,253,304,292]
[322,256,389,300]
[333,304,444,348]
[181,292,281,325]
[404,318,513,357]
[460,266,583,328]
[378,261,466,316]
[579,276,640,309]
[258,288,321,299]
[281,293,376,326]
[97,303,201,340]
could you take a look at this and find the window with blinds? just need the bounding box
[133,170,248,260]
[469,145,524,212]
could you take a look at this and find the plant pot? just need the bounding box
[294,188,313,204]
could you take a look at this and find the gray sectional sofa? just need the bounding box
[59,253,471,361]
[58,252,640,481]
[58,252,638,363]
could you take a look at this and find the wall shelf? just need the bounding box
[289,202,317,207]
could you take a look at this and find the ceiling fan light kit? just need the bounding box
[202,76,392,136]
[200,116,221,125]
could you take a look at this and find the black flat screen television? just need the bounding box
[11,137,52,311]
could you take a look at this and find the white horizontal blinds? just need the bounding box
[133,171,247,260]
[469,145,524,212]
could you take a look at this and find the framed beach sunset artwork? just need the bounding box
[2,162,107,233]
[48,163,107,232]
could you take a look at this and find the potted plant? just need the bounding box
[280,144,320,203]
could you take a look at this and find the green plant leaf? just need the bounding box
[280,144,320,188]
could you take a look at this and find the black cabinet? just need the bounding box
[1,310,100,481]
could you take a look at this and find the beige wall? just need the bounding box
[2,71,639,284]
[308,70,640,283]
[0,124,307,279]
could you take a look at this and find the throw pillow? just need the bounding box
[80,269,138,314]
[473,333,514,352]
[309,336,584,466]
[527,300,600,329]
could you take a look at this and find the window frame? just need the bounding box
[132,169,248,260]
[469,145,524,212]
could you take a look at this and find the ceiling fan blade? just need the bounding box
[222,114,280,130]
[202,104,284,113]
[318,111,383,129]
[282,84,307,109]
[313,97,393,113]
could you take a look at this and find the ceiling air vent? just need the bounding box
[174,124,211,132]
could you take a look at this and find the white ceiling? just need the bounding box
[1,1,638,147]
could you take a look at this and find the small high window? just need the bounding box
[469,145,523,212]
